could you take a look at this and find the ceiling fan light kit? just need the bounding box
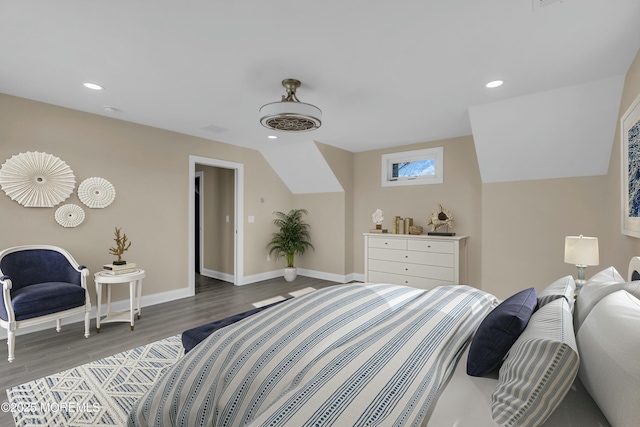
[260,79,322,132]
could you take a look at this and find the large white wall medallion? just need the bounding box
[54,204,85,227]
[78,177,116,208]
[0,151,76,207]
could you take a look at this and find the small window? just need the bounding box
[381,147,443,187]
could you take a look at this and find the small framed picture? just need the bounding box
[621,92,640,237]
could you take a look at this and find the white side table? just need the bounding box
[94,269,145,332]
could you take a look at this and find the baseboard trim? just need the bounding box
[200,268,234,283]
[243,268,360,285]
[0,287,192,340]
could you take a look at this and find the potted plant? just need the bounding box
[267,209,314,282]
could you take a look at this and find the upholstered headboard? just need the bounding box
[628,256,640,281]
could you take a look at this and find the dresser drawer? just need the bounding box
[368,259,455,282]
[407,239,454,254]
[368,247,454,267]
[368,237,407,250]
[367,271,453,290]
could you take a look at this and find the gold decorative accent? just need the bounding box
[109,227,132,262]
[427,204,454,233]
[408,225,423,235]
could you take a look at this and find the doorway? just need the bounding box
[189,156,244,296]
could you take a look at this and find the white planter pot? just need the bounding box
[284,267,297,282]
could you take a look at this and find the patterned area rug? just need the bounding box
[6,334,183,427]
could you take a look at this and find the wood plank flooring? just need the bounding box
[0,275,342,426]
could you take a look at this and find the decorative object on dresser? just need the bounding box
[564,234,599,291]
[392,215,414,234]
[620,91,640,238]
[364,233,468,290]
[0,151,76,207]
[267,209,314,282]
[408,225,423,235]
[427,203,455,236]
[370,208,388,233]
[109,226,132,265]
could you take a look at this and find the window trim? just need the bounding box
[381,147,443,187]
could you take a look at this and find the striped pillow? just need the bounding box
[537,275,575,312]
[491,298,579,427]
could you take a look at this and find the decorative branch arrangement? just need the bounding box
[109,227,132,264]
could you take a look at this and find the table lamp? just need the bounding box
[564,235,599,290]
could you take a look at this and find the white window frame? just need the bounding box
[381,147,443,187]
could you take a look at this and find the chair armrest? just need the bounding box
[0,275,11,290]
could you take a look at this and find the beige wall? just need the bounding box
[352,136,483,286]
[481,176,609,299]
[0,94,294,303]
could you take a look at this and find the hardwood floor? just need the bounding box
[0,274,342,426]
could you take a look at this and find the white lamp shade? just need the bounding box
[564,235,599,266]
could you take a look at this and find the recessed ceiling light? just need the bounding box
[267,135,277,139]
[83,82,104,90]
[486,80,504,88]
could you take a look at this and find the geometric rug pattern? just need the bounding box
[6,334,183,427]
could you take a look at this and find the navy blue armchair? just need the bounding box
[0,245,91,362]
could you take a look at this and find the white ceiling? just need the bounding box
[1,0,639,157]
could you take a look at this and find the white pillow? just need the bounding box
[537,275,575,312]
[574,266,639,332]
[577,290,640,427]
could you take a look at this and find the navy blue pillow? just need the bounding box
[467,287,538,377]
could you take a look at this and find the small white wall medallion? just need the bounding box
[78,177,116,208]
[54,203,85,227]
[0,151,76,207]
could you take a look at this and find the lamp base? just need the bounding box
[575,265,587,296]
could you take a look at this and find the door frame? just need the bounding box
[188,155,244,295]
[195,170,203,274]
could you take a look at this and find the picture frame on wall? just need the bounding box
[621,92,640,238]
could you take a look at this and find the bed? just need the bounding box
[127,258,640,427]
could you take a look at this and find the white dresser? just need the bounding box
[364,233,468,290]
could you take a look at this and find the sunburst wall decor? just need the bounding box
[78,177,116,208]
[54,204,85,228]
[0,151,76,207]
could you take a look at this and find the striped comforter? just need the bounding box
[128,283,497,427]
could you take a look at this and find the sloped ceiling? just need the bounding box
[260,142,344,194]
[469,75,625,183]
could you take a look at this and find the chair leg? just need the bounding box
[84,311,90,338]
[7,330,15,363]
[56,319,62,332]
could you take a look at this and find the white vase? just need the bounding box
[284,267,297,282]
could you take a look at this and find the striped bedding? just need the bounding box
[128,283,497,427]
